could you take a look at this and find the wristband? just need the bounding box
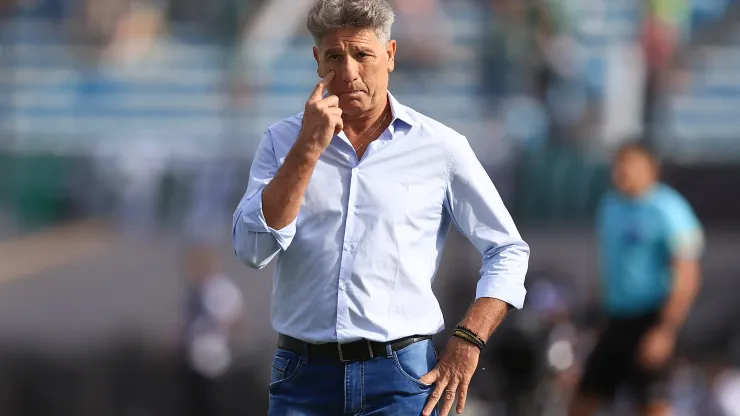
[452,330,483,350]
[453,326,486,350]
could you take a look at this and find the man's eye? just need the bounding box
[358,52,369,58]
[328,55,340,60]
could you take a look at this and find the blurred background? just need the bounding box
[0,0,739,414]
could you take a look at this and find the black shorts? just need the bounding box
[578,311,670,406]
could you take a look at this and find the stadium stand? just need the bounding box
[2,0,740,228]
[662,0,740,162]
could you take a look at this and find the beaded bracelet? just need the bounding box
[456,325,486,348]
[452,329,483,350]
[452,326,486,350]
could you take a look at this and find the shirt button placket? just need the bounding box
[336,167,359,339]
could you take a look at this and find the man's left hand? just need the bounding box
[638,326,676,370]
[419,337,480,416]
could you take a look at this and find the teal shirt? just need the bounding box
[597,184,703,317]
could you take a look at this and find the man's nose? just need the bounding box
[340,57,360,83]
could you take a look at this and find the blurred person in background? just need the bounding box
[483,275,579,415]
[483,279,547,416]
[166,0,255,43]
[180,244,245,416]
[527,278,581,413]
[390,0,453,70]
[480,0,531,109]
[102,0,164,64]
[481,0,578,115]
[74,0,165,55]
[232,0,529,415]
[710,362,740,416]
[182,159,242,244]
[569,143,703,416]
[641,0,691,145]
[91,134,170,232]
[0,0,17,21]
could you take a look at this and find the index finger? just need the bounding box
[309,71,335,102]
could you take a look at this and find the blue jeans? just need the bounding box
[268,339,440,416]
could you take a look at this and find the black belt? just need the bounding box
[277,334,432,362]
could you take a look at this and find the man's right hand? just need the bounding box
[298,71,343,153]
[258,73,341,232]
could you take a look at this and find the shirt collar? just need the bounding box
[387,91,418,128]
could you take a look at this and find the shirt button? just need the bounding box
[339,282,346,290]
[344,243,353,251]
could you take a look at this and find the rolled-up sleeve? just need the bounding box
[662,195,704,261]
[445,135,529,309]
[233,129,297,269]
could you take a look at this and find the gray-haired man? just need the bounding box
[232,1,529,415]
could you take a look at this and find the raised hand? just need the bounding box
[297,71,343,153]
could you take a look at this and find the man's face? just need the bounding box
[612,149,658,197]
[313,28,396,117]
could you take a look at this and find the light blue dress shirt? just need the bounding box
[233,93,529,344]
[598,183,703,317]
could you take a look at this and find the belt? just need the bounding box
[277,334,433,363]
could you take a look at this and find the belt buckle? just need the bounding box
[337,340,374,362]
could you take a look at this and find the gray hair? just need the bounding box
[307,0,395,46]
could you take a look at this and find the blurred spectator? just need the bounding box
[391,0,455,70]
[180,244,245,416]
[92,134,170,232]
[94,1,166,65]
[166,0,253,42]
[640,0,691,145]
[483,275,578,415]
[0,0,16,20]
[178,157,242,244]
[530,0,579,105]
[482,0,577,97]
[15,0,69,20]
[479,0,526,105]
[712,365,740,416]
[481,0,583,143]
[74,0,157,43]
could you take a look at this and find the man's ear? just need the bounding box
[386,40,396,73]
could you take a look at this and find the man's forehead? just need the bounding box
[319,28,379,49]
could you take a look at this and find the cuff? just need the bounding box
[475,275,527,309]
[237,189,297,251]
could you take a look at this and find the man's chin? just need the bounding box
[339,100,367,117]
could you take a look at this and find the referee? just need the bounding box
[569,143,703,416]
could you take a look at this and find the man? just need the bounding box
[232,1,529,415]
[569,143,703,416]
